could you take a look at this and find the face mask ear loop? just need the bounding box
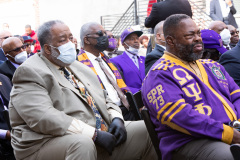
[124,42,130,48]
[5,54,14,59]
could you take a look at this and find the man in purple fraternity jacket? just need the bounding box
[142,14,240,160]
[110,27,145,94]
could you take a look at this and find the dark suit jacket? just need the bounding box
[110,52,145,94]
[219,41,240,86]
[145,44,165,75]
[230,43,237,49]
[0,73,14,160]
[210,0,238,28]
[0,60,17,81]
[144,0,192,29]
[0,73,12,130]
[0,48,7,62]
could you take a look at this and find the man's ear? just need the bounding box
[155,33,161,40]
[84,37,90,45]
[44,44,51,55]
[166,36,175,47]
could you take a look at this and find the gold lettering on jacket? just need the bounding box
[173,68,193,85]
[182,83,202,101]
[194,103,212,116]
[147,84,165,110]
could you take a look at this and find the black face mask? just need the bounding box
[94,36,109,52]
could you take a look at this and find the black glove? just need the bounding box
[95,130,116,155]
[108,118,127,146]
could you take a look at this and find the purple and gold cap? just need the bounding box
[201,29,227,54]
[121,27,143,44]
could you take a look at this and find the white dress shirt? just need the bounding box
[157,44,166,50]
[219,0,230,18]
[85,51,121,106]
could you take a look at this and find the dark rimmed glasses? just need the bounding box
[24,44,32,47]
[231,31,239,35]
[8,45,26,53]
[0,36,11,40]
[86,30,107,37]
[107,35,115,39]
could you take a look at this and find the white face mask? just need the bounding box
[220,29,231,46]
[50,41,76,64]
[11,51,28,64]
[31,45,34,52]
[124,42,139,55]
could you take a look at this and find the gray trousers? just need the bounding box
[172,139,234,160]
[23,121,157,160]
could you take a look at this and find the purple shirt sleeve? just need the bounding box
[0,129,7,139]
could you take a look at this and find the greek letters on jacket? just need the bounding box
[142,54,240,160]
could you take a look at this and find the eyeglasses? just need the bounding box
[87,30,107,37]
[24,44,32,47]
[8,45,26,53]
[231,31,239,35]
[0,36,11,40]
[107,35,115,39]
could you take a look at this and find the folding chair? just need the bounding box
[3,109,11,130]
[133,90,144,110]
[141,108,162,160]
[125,91,142,120]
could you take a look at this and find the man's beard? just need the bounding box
[175,42,204,62]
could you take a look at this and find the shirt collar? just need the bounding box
[85,51,101,62]
[156,44,166,50]
[125,51,139,58]
[9,61,20,68]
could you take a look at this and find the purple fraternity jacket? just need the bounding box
[142,53,240,160]
[110,51,145,94]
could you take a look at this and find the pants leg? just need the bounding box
[97,120,158,160]
[24,134,97,160]
[172,139,234,160]
[0,140,15,160]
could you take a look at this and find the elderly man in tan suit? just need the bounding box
[8,20,157,160]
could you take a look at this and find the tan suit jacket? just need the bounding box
[9,53,121,159]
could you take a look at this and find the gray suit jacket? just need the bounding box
[9,53,121,159]
[210,0,238,28]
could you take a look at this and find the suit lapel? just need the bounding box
[6,60,16,74]
[138,56,145,79]
[122,52,142,79]
[156,45,165,55]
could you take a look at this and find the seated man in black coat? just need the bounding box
[145,21,165,74]
[0,37,27,81]
[0,73,14,160]
[144,0,192,53]
[219,40,240,87]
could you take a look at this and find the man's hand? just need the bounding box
[232,128,240,144]
[108,118,127,146]
[6,130,11,141]
[95,130,116,155]
[225,0,232,7]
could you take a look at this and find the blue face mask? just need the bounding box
[50,41,76,64]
